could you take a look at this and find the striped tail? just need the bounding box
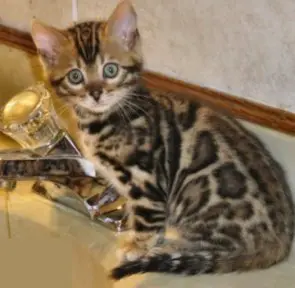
[111,250,214,280]
[110,241,288,280]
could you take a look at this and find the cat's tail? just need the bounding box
[110,240,288,280]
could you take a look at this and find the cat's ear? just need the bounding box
[31,19,69,67]
[106,0,138,51]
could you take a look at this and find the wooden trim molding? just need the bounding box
[0,25,36,54]
[1,24,295,135]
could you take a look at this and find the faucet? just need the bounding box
[0,83,128,232]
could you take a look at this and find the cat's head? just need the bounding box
[31,0,142,115]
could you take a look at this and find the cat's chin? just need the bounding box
[73,103,120,121]
[74,104,106,117]
[79,104,111,114]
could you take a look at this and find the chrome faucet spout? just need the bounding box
[0,136,128,232]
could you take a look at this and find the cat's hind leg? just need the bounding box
[118,201,166,262]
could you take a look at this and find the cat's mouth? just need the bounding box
[65,88,130,116]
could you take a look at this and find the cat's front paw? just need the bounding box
[116,240,146,262]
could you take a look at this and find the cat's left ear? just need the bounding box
[31,19,70,67]
[106,0,138,51]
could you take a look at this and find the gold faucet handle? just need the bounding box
[0,83,62,154]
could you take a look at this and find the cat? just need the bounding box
[31,0,294,281]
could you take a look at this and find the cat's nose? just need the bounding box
[89,89,102,101]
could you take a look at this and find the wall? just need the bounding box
[1,0,295,112]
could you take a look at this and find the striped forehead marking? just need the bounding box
[69,21,103,64]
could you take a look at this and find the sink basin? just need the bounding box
[0,182,150,288]
[1,180,295,288]
[0,183,112,288]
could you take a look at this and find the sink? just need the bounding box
[1,180,295,288]
[0,182,114,288]
[0,182,149,288]
[1,44,295,288]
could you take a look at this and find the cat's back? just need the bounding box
[151,90,294,258]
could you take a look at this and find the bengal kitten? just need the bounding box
[31,0,294,281]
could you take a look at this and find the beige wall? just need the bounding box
[1,0,295,112]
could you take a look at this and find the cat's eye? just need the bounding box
[103,63,119,79]
[67,69,84,85]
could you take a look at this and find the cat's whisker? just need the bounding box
[123,100,153,123]
[56,103,72,117]
[129,93,151,100]
[129,92,149,97]
[122,100,141,116]
[122,104,133,124]
[56,103,71,112]
[117,102,130,126]
[57,106,68,114]
[121,99,141,118]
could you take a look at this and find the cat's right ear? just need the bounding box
[106,0,138,51]
[31,19,68,67]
